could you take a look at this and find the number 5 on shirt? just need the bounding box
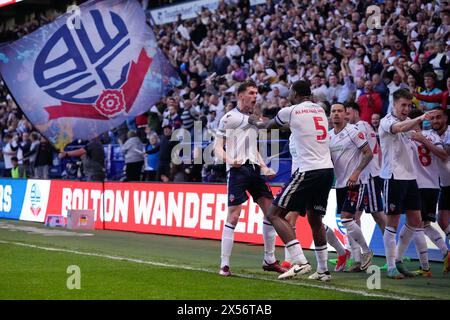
[313,116,327,141]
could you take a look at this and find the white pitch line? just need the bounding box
[0,240,413,300]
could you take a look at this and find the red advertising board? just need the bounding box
[45,180,315,248]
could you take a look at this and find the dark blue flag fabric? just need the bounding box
[0,0,180,149]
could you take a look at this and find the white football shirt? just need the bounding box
[329,123,369,188]
[411,130,442,189]
[379,113,417,180]
[437,127,450,187]
[217,108,260,170]
[275,101,333,173]
[289,135,300,173]
[354,120,381,178]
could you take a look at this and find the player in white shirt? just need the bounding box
[329,103,374,272]
[249,80,335,282]
[429,108,450,273]
[408,109,449,276]
[215,81,285,277]
[379,88,433,279]
[345,102,386,272]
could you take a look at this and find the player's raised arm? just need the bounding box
[389,112,430,134]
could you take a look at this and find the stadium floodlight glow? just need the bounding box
[0,0,23,9]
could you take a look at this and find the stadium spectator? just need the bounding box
[420,72,443,111]
[121,130,145,182]
[162,100,182,131]
[34,136,53,179]
[2,133,18,178]
[415,77,450,111]
[10,156,21,179]
[157,125,178,182]
[23,132,40,178]
[18,131,30,178]
[371,113,381,132]
[143,132,160,182]
[58,137,105,182]
[357,80,383,123]
[180,97,200,134]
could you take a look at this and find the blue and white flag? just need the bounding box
[0,0,180,149]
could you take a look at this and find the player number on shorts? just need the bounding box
[418,145,431,167]
[313,116,327,141]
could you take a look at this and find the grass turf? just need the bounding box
[0,219,449,300]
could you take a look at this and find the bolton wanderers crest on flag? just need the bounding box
[0,0,180,149]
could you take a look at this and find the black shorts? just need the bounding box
[336,185,365,215]
[383,178,421,215]
[439,186,450,211]
[419,188,439,222]
[273,168,333,216]
[227,163,273,206]
[360,176,384,214]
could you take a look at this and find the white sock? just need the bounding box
[221,222,235,268]
[342,219,370,253]
[284,226,296,262]
[285,239,308,265]
[315,245,328,273]
[413,228,430,270]
[325,225,346,256]
[349,235,362,263]
[424,225,448,256]
[262,219,276,264]
[384,226,397,270]
[396,224,415,263]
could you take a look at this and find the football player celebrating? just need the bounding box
[250,80,335,282]
[329,103,374,272]
[379,89,432,279]
[215,80,285,277]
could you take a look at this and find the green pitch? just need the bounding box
[0,219,449,300]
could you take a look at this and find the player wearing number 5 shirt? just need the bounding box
[379,89,433,279]
[249,80,334,282]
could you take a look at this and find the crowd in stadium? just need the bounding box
[0,0,449,182]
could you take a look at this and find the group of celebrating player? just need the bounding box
[215,79,449,282]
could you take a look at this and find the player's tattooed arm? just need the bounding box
[347,143,373,187]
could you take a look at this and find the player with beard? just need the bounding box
[408,109,447,276]
[345,102,386,272]
[428,108,450,273]
[329,103,374,272]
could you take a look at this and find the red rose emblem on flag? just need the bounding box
[94,89,126,118]
[358,132,365,140]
